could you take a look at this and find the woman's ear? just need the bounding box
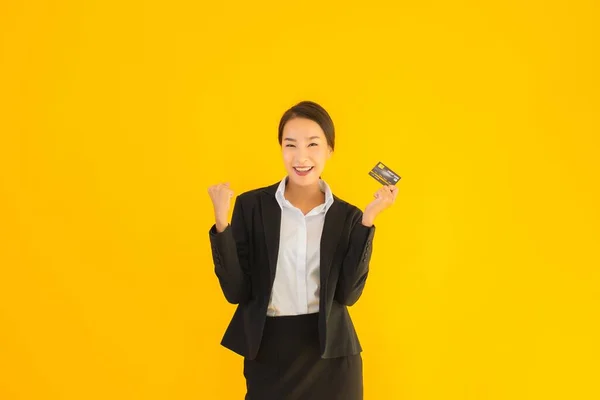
[327,147,333,159]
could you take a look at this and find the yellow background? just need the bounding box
[1,1,599,399]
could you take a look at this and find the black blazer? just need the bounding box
[208,180,376,359]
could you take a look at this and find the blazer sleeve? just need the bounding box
[208,195,252,304]
[334,209,376,306]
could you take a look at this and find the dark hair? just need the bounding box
[278,101,335,151]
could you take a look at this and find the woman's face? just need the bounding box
[281,117,332,187]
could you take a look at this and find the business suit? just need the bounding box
[208,179,376,361]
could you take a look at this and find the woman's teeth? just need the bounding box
[294,167,313,172]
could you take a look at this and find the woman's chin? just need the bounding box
[288,172,319,186]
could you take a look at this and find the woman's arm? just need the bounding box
[208,195,252,304]
[334,184,398,305]
[334,209,376,306]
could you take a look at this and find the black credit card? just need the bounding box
[369,162,401,185]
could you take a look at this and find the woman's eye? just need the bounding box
[308,143,318,147]
[285,144,295,147]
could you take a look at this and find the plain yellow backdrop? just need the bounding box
[1,1,599,399]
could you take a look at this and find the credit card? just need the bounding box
[369,162,401,186]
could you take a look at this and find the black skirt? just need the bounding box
[243,312,363,400]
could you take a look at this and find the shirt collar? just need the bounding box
[275,176,334,214]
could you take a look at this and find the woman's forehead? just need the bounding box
[283,118,324,138]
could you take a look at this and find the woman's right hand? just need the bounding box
[208,182,234,232]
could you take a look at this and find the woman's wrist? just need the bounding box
[214,213,229,233]
[361,212,376,227]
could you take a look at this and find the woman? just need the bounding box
[207,101,398,399]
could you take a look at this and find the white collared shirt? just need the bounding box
[266,176,334,316]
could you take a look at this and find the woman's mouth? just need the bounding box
[293,166,314,176]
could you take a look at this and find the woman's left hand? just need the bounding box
[362,185,399,226]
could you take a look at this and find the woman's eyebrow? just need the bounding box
[283,136,321,141]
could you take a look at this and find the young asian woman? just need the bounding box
[207,101,398,400]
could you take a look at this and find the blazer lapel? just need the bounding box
[319,198,345,288]
[260,183,282,284]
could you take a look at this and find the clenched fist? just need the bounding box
[208,182,234,232]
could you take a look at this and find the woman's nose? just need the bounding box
[295,149,308,161]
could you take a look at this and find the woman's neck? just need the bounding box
[284,179,324,208]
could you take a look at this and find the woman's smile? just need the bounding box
[293,166,314,176]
